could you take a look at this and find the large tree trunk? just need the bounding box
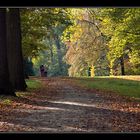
[23,57,29,79]
[6,8,27,91]
[120,56,125,75]
[55,35,63,74]
[0,8,15,95]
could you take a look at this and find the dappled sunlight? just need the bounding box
[63,126,87,132]
[48,100,140,114]
[14,102,68,112]
[0,121,15,127]
[0,121,59,132]
[0,121,35,131]
[31,126,58,132]
[0,121,88,132]
[110,76,140,81]
[49,101,97,107]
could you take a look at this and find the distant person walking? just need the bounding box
[40,65,45,77]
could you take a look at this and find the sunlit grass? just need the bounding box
[95,75,140,81]
[26,79,42,90]
[0,79,42,105]
[16,79,42,97]
[76,76,140,99]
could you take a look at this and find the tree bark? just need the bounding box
[49,40,54,64]
[0,8,15,95]
[55,35,63,74]
[6,8,27,91]
[120,56,125,75]
[23,57,30,79]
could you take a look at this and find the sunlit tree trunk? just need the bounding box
[54,35,63,74]
[0,8,15,95]
[120,56,125,75]
[7,8,27,91]
[49,39,54,64]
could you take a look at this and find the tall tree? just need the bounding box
[0,8,15,95]
[64,8,108,77]
[120,56,125,75]
[22,8,73,76]
[7,8,27,91]
[98,8,140,75]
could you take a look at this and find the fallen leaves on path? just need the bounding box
[0,77,139,132]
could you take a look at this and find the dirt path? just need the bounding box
[0,77,140,132]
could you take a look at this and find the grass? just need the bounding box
[75,76,140,99]
[26,79,42,90]
[16,79,42,97]
[0,78,42,105]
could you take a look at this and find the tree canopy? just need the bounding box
[20,8,140,77]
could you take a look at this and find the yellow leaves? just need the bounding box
[2,99,12,105]
[62,9,90,46]
[32,57,39,65]
[102,18,111,24]
[69,8,85,20]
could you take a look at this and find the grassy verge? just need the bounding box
[0,79,42,105]
[75,77,140,99]
[16,79,42,97]
[26,79,42,90]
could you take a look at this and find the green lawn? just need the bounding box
[75,77,140,99]
[16,79,42,97]
[26,79,42,90]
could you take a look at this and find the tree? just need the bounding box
[0,8,15,95]
[24,8,73,76]
[64,8,108,77]
[98,8,140,75]
[7,8,27,91]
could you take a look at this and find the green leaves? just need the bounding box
[21,8,140,76]
[21,8,73,59]
[98,8,140,75]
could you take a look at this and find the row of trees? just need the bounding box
[19,8,140,77]
[0,8,26,96]
[64,9,109,76]
[99,8,140,75]
[1,8,138,96]
[20,8,72,77]
[64,8,140,76]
